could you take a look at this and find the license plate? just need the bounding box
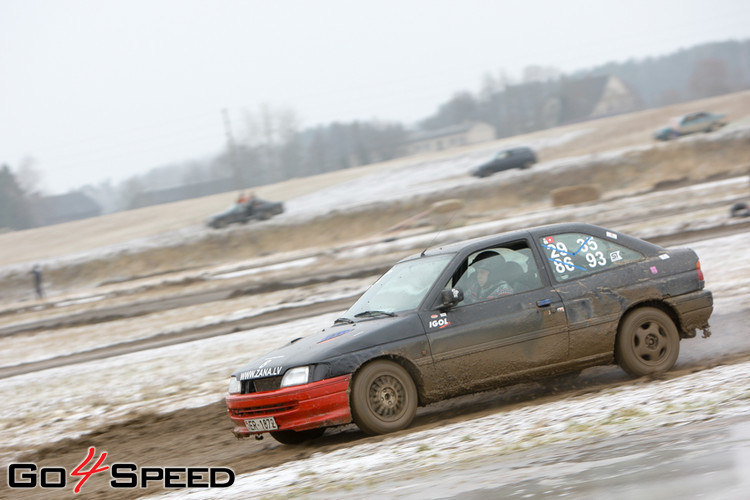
[244,417,278,432]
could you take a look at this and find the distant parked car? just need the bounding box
[653,111,727,141]
[471,146,537,177]
[206,198,284,229]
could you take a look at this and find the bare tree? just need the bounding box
[689,58,731,99]
[522,65,561,83]
[241,103,301,182]
[15,156,43,195]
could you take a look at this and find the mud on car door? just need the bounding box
[535,231,649,361]
[419,240,568,392]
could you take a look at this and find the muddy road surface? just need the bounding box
[3,227,750,499]
[5,319,750,499]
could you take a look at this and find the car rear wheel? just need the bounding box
[351,360,417,435]
[616,307,679,377]
[269,427,326,445]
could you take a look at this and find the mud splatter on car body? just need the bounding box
[226,223,712,443]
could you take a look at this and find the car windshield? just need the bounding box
[219,204,242,213]
[343,254,453,318]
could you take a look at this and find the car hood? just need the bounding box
[231,314,424,381]
[474,158,496,169]
[470,159,495,175]
[653,126,674,138]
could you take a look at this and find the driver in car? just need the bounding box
[464,251,514,303]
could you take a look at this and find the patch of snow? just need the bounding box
[0,313,337,466]
[212,256,319,280]
[151,361,750,499]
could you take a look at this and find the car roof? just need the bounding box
[401,222,661,262]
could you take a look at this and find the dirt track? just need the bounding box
[8,345,750,500]
[2,223,748,499]
[2,219,748,382]
[2,92,750,499]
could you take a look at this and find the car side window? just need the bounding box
[539,232,644,282]
[449,242,543,305]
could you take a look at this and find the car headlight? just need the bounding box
[228,376,242,394]
[280,366,310,388]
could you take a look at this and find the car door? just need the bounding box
[492,150,510,173]
[682,113,704,134]
[420,242,568,393]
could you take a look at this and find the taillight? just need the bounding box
[696,260,704,281]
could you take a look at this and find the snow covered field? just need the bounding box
[154,360,750,499]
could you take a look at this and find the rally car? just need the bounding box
[226,223,713,444]
[206,198,284,229]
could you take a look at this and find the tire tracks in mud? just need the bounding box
[0,297,354,380]
[7,350,750,500]
[3,224,749,498]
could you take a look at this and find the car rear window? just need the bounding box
[539,232,644,282]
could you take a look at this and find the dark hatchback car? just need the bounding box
[226,223,712,444]
[206,198,284,229]
[471,146,537,177]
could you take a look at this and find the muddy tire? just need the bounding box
[269,427,326,445]
[351,360,417,435]
[616,307,680,377]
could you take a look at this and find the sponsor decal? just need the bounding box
[6,447,234,493]
[428,312,451,329]
[659,254,670,260]
[239,365,283,380]
[543,236,555,244]
[606,231,618,239]
[318,328,353,344]
[650,266,659,274]
[610,250,623,262]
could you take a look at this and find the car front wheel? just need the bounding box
[616,307,680,377]
[351,360,418,435]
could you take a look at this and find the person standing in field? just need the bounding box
[32,265,44,299]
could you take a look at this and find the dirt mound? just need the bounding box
[551,184,602,206]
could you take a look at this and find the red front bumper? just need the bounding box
[226,374,352,437]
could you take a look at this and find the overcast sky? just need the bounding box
[2,0,749,195]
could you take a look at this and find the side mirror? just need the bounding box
[441,288,464,309]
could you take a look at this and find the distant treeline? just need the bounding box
[580,39,750,108]
[123,38,750,208]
